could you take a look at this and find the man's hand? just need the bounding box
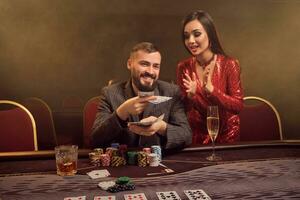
[116,96,156,120]
[128,116,167,136]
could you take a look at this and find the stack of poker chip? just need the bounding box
[118,144,128,158]
[89,148,104,166]
[148,153,160,167]
[127,151,138,165]
[142,147,151,154]
[105,147,118,158]
[137,151,147,167]
[89,152,98,166]
[100,154,110,166]
[111,156,126,167]
[142,147,151,164]
[151,145,162,161]
[106,177,135,193]
[94,148,104,155]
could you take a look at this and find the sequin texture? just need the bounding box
[177,54,244,144]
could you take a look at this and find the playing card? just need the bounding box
[127,121,155,127]
[184,189,211,200]
[124,193,147,200]
[156,191,181,200]
[128,114,164,127]
[93,195,116,200]
[149,96,172,104]
[87,169,110,179]
[98,181,116,190]
[138,91,154,97]
[64,196,86,200]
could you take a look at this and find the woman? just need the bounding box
[176,10,244,144]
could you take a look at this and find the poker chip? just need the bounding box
[142,147,151,154]
[111,143,120,149]
[89,152,101,166]
[148,153,160,167]
[137,151,147,167]
[111,156,124,167]
[116,176,130,185]
[106,147,118,158]
[119,144,128,158]
[98,181,116,190]
[107,183,135,193]
[100,154,110,166]
[151,145,162,161]
[94,148,104,155]
[127,151,138,165]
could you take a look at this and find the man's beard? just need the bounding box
[132,71,157,92]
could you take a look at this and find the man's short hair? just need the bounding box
[130,42,160,58]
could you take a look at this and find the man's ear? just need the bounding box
[127,59,132,70]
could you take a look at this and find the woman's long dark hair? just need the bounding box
[182,10,226,56]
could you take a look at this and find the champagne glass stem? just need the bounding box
[212,139,215,158]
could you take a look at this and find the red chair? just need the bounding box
[0,100,38,152]
[239,96,283,141]
[83,96,100,148]
[23,97,58,150]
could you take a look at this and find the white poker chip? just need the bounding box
[98,181,116,190]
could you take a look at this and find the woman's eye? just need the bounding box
[194,32,201,37]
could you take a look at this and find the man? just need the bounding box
[91,42,192,149]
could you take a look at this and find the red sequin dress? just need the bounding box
[176,54,244,144]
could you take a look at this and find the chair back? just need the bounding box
[239,96,283,141]
[83,96,99,148]
[23,97,58,150]
[0,100,38,152]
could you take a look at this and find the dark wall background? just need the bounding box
[0,0,299,139]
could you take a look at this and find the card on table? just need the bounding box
[156,191,181,200]
[93,195,116,200]
[184,189,211,200]
[124,193,147,200]
[98,181,116,190]
[87,169,110,179]
[64,196,86,200]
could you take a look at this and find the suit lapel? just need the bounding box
[124,80,139,122]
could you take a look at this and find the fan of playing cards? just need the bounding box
[148,96,172,104]
[138,91,172,105]
[128,114,164,127]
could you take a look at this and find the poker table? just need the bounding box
[0,140,300,199]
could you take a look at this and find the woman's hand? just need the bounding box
[182,71,197,98]
[203,66,214,93]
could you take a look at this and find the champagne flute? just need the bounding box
[206,106,221,161]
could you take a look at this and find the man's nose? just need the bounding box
[147,66,155,74]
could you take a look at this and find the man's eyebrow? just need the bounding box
[139,60,150,63]
[138,60,151,65]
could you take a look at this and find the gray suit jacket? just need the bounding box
[91,80,192,149]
